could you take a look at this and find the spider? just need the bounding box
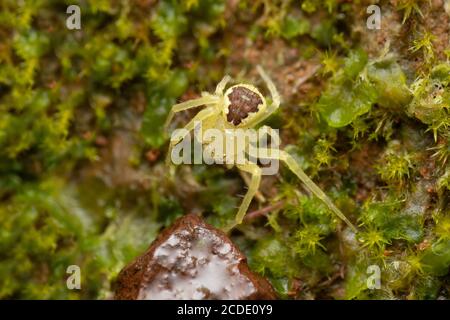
[164,66,357,232]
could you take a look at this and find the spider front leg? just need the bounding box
[225,163,262,232]
[250,147,358,232]
[242,66,281,128]
[256,65,281,122]
[215,75,232,96]
[257,65,280,114]
[166,107,217,166]
[164,94,219,133]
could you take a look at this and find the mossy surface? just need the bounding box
[0,0,449,299]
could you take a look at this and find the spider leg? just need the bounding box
[257,65,280,115]
[164,95,219,132]
[239,170,266,203]
[215,75,232,96]
[225,163,262,232]
[249,147,358,232]
[240,66,281,128]
[166,107,217,166]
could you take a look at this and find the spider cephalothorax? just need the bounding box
[164,66,357,232]
[224,85,266,126]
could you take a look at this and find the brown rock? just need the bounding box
[114,214,276,300]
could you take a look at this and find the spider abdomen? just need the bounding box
[224,85,265,126]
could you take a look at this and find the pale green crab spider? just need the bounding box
[164,66,357,233]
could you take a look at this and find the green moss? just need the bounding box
[281,15,310,40]
[376,144,414,185]
[318,49,378,127]
[366,56,412,110]
[252,237,294,278]
[318,51,412,128]
[421,240,450,276]
[359,198,423,245]
[408,63,450,140]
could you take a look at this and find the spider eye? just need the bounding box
[224,85,264,126]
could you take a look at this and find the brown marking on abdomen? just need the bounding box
[226,86,262,125]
